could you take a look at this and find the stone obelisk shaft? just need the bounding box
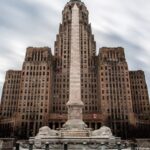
[67,4,83,106]
[64,4,86,129]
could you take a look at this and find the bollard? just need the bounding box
[15,142,19,150]
[131,143,137,150]
[100,142,106,150]
[117,141,122,150]
[64,143,68,150]
[45,142,49,150]
[29,142,33,150]
[82,142,87,150]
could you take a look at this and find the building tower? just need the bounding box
[53,0,99,115]
[0,70,21,118]
[17,47,53,137]
[98,47,136,137]
[129,71,150,117]
[0,70,21,137]
[129,71,150,137]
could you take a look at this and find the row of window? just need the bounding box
[23,71,50,76]
[22,115,43,120]
[24,65,50,70]
[101,66,128,70]
[53,106,98,112]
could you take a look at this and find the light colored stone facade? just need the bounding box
[63,4,87,131]
[53,0,99,115]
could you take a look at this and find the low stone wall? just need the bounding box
[17,139,150,150]
[0,138,15,150]
[136,139,150,149]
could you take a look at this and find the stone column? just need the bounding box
[63,4,86,129]
[67,3,82,107]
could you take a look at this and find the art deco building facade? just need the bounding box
[0,70,21,118]
[17,47,53,137]
[130,71,150,117]
[98,47,136,137]
[53,0,98,115]
[0,0,150,138]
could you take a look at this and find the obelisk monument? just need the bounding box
[63,4,87,130]
[27,2,119,149]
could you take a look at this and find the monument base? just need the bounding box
[19,126,122,150]
[30,137,120,150]
[61,129,90,137]
[63,119,87,130]
[19,137,121,150]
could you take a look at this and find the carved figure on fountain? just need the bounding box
[92,126,113,138]
[35,126,59,139]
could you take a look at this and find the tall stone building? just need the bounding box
[129,71,150,137]
[0,70,21,137]
[17,47,53,137]
[0,0,150,138]
[53,0,98,115]
[130,71,150,117]
[0,70,21,118]
[51,0,100,131]
[98,47,136,137]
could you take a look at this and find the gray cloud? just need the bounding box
[0,0,150,98]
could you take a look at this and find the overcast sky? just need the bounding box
[0,0,150,99]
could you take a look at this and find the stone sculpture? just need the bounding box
[92,126,113,138]
[0,140,3,149]
[35,126,58,138]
